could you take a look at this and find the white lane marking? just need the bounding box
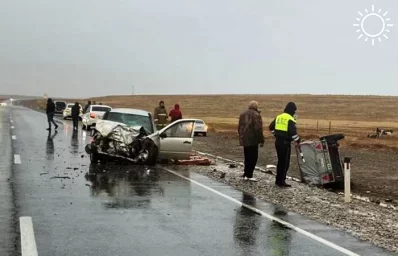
[11,126,15,129]
[14,154,22,164]
[12,135,17,140]
[20,217,39,256]
[10,120,13,123]
[163,168,360,256]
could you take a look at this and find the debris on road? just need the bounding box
[40,172,49,175]
[50,176,71,179]
[175,155,212,165]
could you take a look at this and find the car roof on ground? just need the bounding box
[108,108,150,116]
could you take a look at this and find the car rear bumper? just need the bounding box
[194,129,207,133]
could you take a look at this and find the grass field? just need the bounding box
[48,94,398,150]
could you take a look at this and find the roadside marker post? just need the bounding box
[344,157,351,203]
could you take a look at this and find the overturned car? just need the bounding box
[85,108,197,165]
[295,133,346,188]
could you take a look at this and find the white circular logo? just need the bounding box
[353,5,394,45]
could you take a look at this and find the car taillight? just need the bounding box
[90,113,96,118]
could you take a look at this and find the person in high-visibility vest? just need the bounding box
[269,102,300,187]
[154,101,168,130]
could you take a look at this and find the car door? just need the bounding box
[157,119,196,160]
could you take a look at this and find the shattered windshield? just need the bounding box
[105,112,153,133]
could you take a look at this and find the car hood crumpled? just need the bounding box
[90,121,159,164]
[95,121,144,145]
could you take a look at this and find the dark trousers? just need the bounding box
[47,113,57,129]
[275,139,291,185]
[72,117,79,130]
[243,145,259,178]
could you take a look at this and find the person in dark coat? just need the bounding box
[269,102,301,187]
[238,101,265,181]
[71,102,80,130]
[169,104,182,122]
[46,98,58,131]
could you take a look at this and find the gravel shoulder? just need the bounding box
[188,132,398,253]
[193,132,398,203]
[168,162,398,253]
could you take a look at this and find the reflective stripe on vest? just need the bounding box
[275,113,296,132]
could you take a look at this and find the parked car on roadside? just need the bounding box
[82,105,112,130]
[88,108,197,164]
[63,103,83,120]
[54,101,67,114]
[193,119,208,136]
[0,102,7,106]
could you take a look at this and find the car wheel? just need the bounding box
[144,139,159,165]
[90,151,99,163]
[194,132,198,136]
[202,132,207,136]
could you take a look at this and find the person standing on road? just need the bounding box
[169,103,182,123]
[84,100,91,113]
[238,101,265,181]
[154,101,168,129]
[46,98,58,131]
[268,102,301,187]
[71,102,80,131]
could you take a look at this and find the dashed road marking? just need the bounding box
[14,154,21,164]
[11,126,15,129]
[20,217,38,256]
[10,120,13,123]
[12,135,17,140]
[164,168,360,256]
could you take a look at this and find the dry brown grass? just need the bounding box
[30,94,398,150]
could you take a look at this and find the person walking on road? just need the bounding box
[169,103,182,123]
[269,102,301,187]
[238,101,265,181]
[46,98,58,131]
[154,101,168,129]
[71,102,80,131]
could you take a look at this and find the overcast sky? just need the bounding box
[0,0,397,98]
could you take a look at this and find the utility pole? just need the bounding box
[131,85,135,95]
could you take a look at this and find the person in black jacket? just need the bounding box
[71,102,80,130]
[269,102,301,187]
[46,98,58,131]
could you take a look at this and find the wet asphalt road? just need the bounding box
[1,106,396,256]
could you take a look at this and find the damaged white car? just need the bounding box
[85,108,197,165]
